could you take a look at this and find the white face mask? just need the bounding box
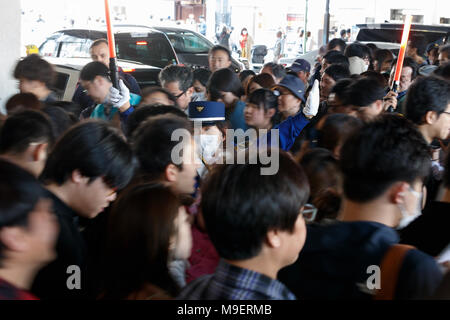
[396,187,423,230]
[192,91,206,102]
[195,134,221,164]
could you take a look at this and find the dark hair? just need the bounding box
[100,183,180,299]
[262,63,287,79]
[46,101,83,120]
[444,148,450,189]
[13,54,55,89]
[405,76,450,125]
[433,62,450,80]
[208,68,244,100]
[127,104,187,138]
[40,120,135,189]
[344,78,386,107]
[0,160,44,262]
[193,68,212,87]
[300,149,343,222]
[239,70,256,83]
[344,43,368,59]
[41,106,77,140]
[200,150,309,260]
[330,78,354,98]
[324,64,351,82]
[159,65,194,93]
[391,57,418,80]
[5,93,42,114]
[360,70,388,88]
[440,44,450,57]
[90,38,108,50]
[327,38,347,53]
[409,34,427,56]
[323,52,350,68]
[132,115,193,180]
[209,45,232,61]
[80,61,111,82]
[318,114,363,156]
[374,49,394,72]
[0,110,54,155]
[140,86,178,107]
[246,73,276,95]
[247,88,278,113]
[340,114,431,202]
[340,30,347,38]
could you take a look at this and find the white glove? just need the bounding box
[303,79,320,118]
[103,79,130,110]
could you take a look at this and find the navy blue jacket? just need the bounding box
[278,221,443,300]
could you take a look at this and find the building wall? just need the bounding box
[0,0,21,113]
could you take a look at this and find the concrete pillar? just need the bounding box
[0,0,21,114]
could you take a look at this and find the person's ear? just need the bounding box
[71,169,89,185]
[187,86,195,98]
[390,182,409,205]
[266,229,281,249]
[424,110,438,125]
[265,108,276,119]
[31,143,48,162]
[0,227,28,253]
[165,164,179,183]
[375,100,384,114]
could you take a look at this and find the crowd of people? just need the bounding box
[0,32,449,301]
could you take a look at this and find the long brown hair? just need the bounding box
[100,183,181,299]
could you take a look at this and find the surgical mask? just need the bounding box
[363,63,369,72]
[192,91,206,102]
[396,187,423,230]
[195,134,221,165]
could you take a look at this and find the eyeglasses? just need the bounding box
[442,111,450,116]
[175,90,187,99]
[302,204,318,223]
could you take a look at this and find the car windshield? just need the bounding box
[163,31,211,54]
[356,27,448,45]
[115,33,177,69]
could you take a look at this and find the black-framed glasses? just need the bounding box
[442,111,450,116]
[175,90,187,99]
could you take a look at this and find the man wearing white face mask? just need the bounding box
[279,114,443,300]
[344,43,371,75]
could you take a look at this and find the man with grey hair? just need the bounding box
[159,65,195,112]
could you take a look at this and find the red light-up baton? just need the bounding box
[388,15,413,112]
[104,0,119,89]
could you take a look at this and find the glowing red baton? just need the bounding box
[392,15,413,92]
[104,0,119,89]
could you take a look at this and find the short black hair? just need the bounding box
[444,148,450,189]
[405,76,450,125]
[41,106,77,140]
[374,49,394,72]
[239,70,256,83]
[344,78,386,107]
[80,61,111,82]
[40,120,135,189]
[340,114,431,202]
[440,44,450,56]
[247,88,278,114]
[201,150,310,260]
[0,110,54,155]
[159,65,194,92]
[340,30,347,37]
[46,101,83,120]
[14,54,55,88]
[140,86,178,107]
[127,104,187,138]
[433,61,450,80]
[344,43,368,59]
[324,64,351,82]
[330,78,354,100]
[209,45,232,61]
[193,68,212,87]
[327,38,347,53]
[208,68,244,100]
[0,160,45,262]
[409,34,427,56]
[132,114,193,180]
[323,52,350,68]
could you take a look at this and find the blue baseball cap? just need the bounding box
[272,74,306,102]
[287,59,311,73]
[188,101,225,123]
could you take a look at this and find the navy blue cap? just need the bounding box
[426,42,440,53]
[287,59,311,73]
[188,101,225,122]
[273,74,306,102]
